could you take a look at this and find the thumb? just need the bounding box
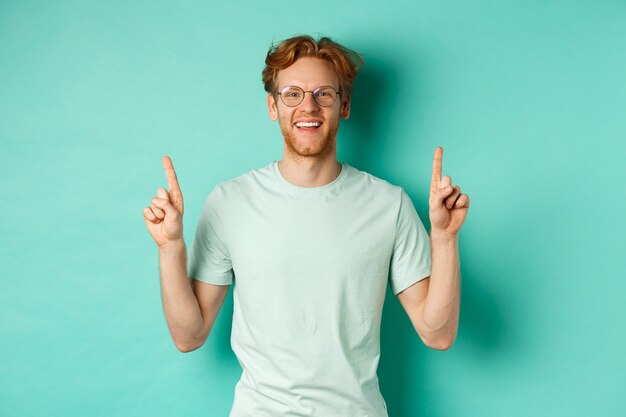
[430,185,454,209]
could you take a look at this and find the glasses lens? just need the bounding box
[280,87,304,106]
[313,87,337,106]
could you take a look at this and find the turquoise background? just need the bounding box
[1,1,625,416]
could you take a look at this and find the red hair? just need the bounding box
[262,35,364,99]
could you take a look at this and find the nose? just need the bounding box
[299,91,320,112]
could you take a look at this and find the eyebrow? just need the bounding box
[278,84,339,91]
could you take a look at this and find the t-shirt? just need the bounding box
[187,161,432,417]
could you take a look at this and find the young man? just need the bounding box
[143,35,469,417]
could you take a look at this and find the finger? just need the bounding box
[444,185,461,209]
[150,200,166,220]
[455,194,470,208]
[152,196,181,221]
[441,175,451,189]
[162,156,183,212]
[431,146,443,188]
[429,182,455,209]
[163,155,180,193]
[162,156,180,191]
[157,187,170,200]
[143,207,161,223]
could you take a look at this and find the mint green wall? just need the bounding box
[1,1,624,416]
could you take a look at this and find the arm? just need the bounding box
[159,240,229,353]
[397,146,468,350]
[144,156,229,353]
[397,232,460,350]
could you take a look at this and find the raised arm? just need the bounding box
[143,156,229,352]
[397,147,469,350]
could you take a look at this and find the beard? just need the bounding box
[279,120,339,159]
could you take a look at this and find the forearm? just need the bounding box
[422,231,461,343]
[158,240,205,349]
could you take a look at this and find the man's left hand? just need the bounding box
[428,146,470,237]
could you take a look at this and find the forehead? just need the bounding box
[275,57,339,89]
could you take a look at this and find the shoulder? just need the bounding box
[205,163,275,207]
[344,164,404,200]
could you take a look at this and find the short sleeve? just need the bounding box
[388,189,432,295]
[187,187,234,285]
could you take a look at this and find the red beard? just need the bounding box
[279,120,339,159]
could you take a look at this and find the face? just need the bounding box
[267,57,351,160]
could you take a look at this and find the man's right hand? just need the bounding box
[143,156,185,248]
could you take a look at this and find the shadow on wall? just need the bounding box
[341,55,400,173]
[340,46,434,181]
[197,288,237,366]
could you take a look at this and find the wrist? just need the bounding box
[430,229,458,244]
[159,239,186,255]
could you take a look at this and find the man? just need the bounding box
[143,35,469,417]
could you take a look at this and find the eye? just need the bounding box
[283,88,302,98]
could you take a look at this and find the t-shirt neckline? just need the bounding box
[272,161,348,194]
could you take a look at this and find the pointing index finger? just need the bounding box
[431,146,443,188]
[162,155,181,193]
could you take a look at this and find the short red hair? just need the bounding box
[262,35,364,99]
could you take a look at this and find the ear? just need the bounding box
[340,95,351,119]
[268,93,278,121]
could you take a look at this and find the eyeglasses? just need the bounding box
[275,85,341,107]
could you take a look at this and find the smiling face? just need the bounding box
[268,57,351,161]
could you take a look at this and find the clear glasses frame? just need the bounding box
[275,85,342,107]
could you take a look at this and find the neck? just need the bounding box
[277,152,342,188]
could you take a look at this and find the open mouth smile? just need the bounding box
[294,120,323,131]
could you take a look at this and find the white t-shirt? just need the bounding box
[188,161,432,417]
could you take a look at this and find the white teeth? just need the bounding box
[295,121,321,127]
